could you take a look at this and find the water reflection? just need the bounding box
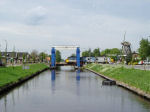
[76,69,80,81]
[51,70,56,81]
[51,70,56,94]
[76,69,80,96]
[4,96,7,112]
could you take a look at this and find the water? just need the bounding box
[0,67,150,112]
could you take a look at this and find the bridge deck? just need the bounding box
[56,62,76,66]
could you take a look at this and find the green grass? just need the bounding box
[0,64,48,88]
[85,64,150,94]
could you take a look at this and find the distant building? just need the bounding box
[121,41,132,56]
[0,52,29,64]
[121,41,132,64]
[132,51,139,60]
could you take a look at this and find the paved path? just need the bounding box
[125,65,150,70]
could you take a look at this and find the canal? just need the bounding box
[0,67,150,112]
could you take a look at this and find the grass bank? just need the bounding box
[0,64,48,88]
[85,64,150,94]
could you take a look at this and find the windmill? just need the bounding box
[121,32,132,64]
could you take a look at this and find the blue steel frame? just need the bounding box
[51,47,56,67]
[51,47,80,68]
[76,47,80,68]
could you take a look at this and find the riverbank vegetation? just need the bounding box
[0,64,48,88]
[85,64,150,94]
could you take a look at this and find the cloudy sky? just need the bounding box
[0,0,150,56]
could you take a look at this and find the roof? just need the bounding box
[121,41,131,46]
[0,52,29,58]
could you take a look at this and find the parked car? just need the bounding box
[85,57,91,63]
[90,57,96,63]
[138,61,144,65]
[96,57,108,64]
[143,60,150,65]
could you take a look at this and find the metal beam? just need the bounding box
[52,46,79,50]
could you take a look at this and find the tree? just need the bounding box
[31,50,38,63]
[110,48,121,55]
[138,38,150,60]
[56,50,61,62]
[82,48,94,57]
[93,48,100,57]
[23,53,26,64]
[101,48,121,56]
[100,50,106,56]
[82,50,89,57]
[104,49,111,54]
[39,52,47,62]
[88,48,94,57]
[70,53,76,57]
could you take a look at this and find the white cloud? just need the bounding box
[0,0,149,54]
[24,6,48,25]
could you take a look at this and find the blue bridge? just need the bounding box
[51,46,81,69]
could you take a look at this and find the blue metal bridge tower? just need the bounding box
[51,47,56,68]
[76,47,80,68]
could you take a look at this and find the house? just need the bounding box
[0,52,29,64]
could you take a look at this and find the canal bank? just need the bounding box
[0,64,49,94]
[84,64,150,101]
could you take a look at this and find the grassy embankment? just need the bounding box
[85,64,150,94]
[0,64,48,88]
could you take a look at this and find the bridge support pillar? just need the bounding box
[76,47,80,68]
[51,47,56,69]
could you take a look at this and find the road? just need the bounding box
[125,65,150,70]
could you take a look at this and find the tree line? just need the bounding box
[82,48,121,57]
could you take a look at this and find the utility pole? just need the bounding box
[0,44,1,53]
[0,44,1,60]
[5,40,8,66]
[12,45,15,67]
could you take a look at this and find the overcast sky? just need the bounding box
[0,0,150,56]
